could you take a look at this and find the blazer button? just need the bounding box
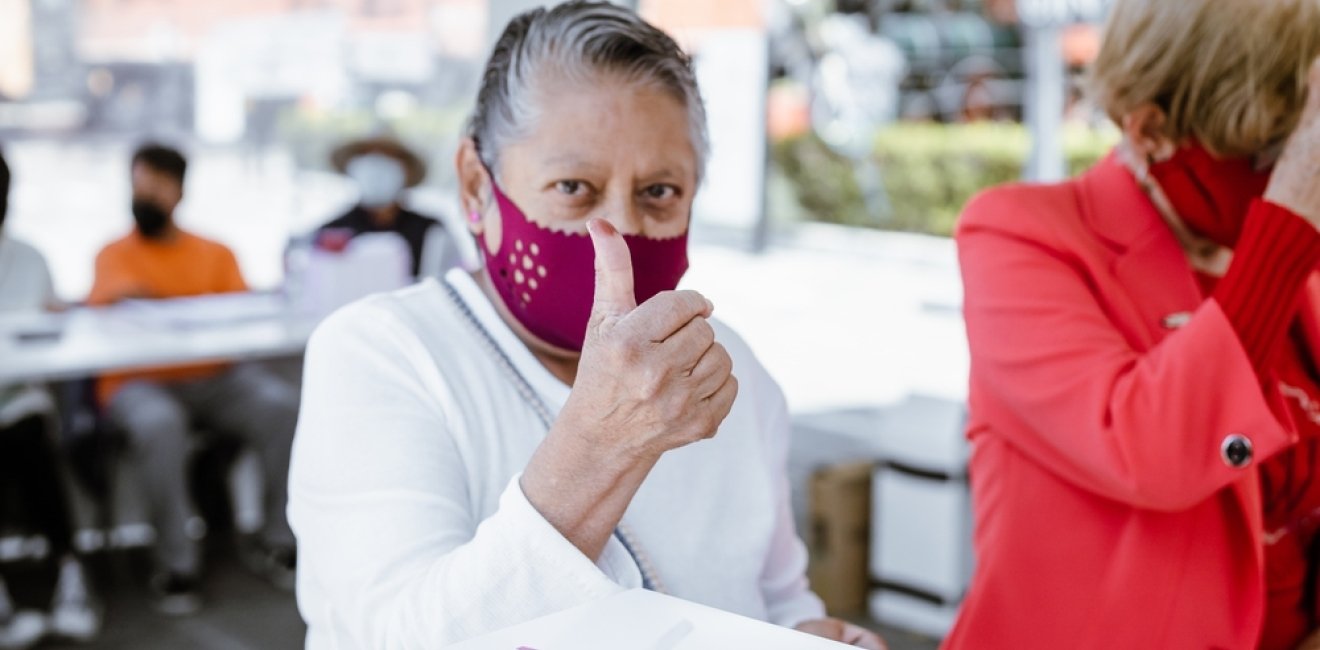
[1221,434,1253,468]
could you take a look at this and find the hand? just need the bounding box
[795,618,888,649]
[519,218,737,560]
[555,218,738,464]
[104,282,156,303]
[1267,57,1320,225]
[1298,628,1320,650]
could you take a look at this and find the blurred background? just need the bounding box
[0,0,1116,648]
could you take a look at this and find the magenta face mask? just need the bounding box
[479,178,689,351]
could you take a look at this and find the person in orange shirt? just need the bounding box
[88,144,298,616]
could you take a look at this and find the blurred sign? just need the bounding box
[0,0,34,99]
[689,29,769,241]
[348,32,434,83]
[1015,0,1110,27]
[642,0,768,247]
[196,12,347,142]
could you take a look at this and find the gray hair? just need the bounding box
[466,1,709,180]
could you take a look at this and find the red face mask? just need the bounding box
[1147,141,1273,247]
[480,178,689,352]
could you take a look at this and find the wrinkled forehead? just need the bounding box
[494,75,699,182]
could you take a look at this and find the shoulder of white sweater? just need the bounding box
[309,280,461,352]
[707,319,761,371]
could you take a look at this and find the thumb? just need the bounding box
[587,219,636,322]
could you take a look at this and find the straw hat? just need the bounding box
[330,136,427,187]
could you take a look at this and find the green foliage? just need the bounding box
[771,122,1118,236]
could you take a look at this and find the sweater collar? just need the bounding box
[443,269,572,413]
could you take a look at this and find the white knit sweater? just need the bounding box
[289,270,825,649]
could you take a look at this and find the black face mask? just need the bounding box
[131,199,171,239]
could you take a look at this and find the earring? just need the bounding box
[468,210,481,223]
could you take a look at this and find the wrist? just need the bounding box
[551,402,665,469]
[1264,190,1320,229]
[524,423,657,507]
[520,421,659,561]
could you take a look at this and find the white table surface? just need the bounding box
[0,292,321,384]
[448,589,850,650]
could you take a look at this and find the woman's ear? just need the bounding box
[455,138,491,236]
[1121,104,1177,163]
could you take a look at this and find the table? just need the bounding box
[0,292,322,384]
[448,589,851,650]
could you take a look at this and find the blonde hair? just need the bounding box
[1090,0,1320,156]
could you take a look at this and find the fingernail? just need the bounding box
[588,219,617,237]
[705,298,715,312]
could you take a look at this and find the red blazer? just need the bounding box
[945,154,1319,649]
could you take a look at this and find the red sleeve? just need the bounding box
[1214,199,1320,374]
[958,190,1293,512]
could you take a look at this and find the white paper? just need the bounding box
[449,590,851,650]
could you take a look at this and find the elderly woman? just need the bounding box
[288,3,884,648]
[949,0,1320,648]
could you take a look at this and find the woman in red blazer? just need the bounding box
[948,1,1320,648]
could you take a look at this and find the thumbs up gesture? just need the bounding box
[555,218,739,463]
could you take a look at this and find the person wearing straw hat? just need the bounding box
[319,136,452,278]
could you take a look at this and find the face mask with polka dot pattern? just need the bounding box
[481,177,689,352]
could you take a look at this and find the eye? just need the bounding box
[642,184,680,201]
[555,180,587,196]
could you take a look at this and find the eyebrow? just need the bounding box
[537,154,693,185]
[637,168,689,185]
[538,153,602,170]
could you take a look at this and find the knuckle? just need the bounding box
[696,318,716,345]
[713,343,732,368]
[614,337,643,363]
[665,290,704,315]
[638,366,661,394]
[686,291,710,314]
[686,421,715,442]
[650,289,681,306]
[725,375,741,401]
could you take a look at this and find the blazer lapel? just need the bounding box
[1077,153,1204,349]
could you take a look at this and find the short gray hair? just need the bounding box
[466,1,709,179]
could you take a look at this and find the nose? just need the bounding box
[601,190,646,237]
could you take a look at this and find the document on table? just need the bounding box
[447,589,851,650]
[0,310,66,345]
[115,292,290,329]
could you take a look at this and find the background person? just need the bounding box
[317,136,457,278]
[948,0,1320,647]
[0,148,101,647]
[88,143,300,616]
